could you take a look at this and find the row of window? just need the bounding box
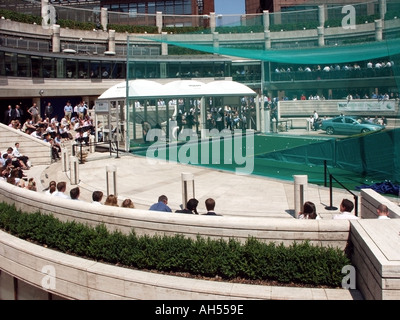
[0,51,230,80]
[103,0,193,15]
[0,49,397,100]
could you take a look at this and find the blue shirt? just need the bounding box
[149,201,172,212]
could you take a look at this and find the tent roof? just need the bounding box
[97,79,257,100]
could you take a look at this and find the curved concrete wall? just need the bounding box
[0,180,357,300]
[0,180,351,249]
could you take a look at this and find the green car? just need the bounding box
[321,116,385,135]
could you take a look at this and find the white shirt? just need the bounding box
[333,211,359,220]
[377,216,390,219]
[52,191,70,199]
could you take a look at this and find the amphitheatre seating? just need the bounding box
[0,168,400,299]
[0,123,52,166]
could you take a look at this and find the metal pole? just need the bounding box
[325,174,338,210]
[324,160,327,188]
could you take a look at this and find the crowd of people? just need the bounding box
[1,142,36,190]
[2,100,96,161]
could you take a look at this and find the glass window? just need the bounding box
[138,3,145,13]
[17,54,31,77]
[134,62,145,78]
[66,59,77,78]
[146,63,159,78]
[148,2,155,14]
[43,57,54,78]
[167,63,180,78]
[156,2,165,13]
[31,56,42,78]
[90,60,101,78]
[101,61,112,78]
[165,1,174,14]
[183,0,192,14]
[114,62,126,79]
[0,52,4,76]
[78,60,89,78]
[55,58,65,78]
[4,52,17,77]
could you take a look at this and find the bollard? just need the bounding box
[181,172,195,209]
[70,156,79,185]
[293,175,308,218]
[61,148,69,172]
[106,165,117,197]
[89,135,95,153]
[272,118,277,133]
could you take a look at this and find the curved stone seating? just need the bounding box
[0,180,351,249]
[0,180,357,300]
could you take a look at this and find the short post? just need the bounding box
[89,135,95,153]
[325,174,338,210]
[293,175,308,218]
[70,156,79,185]
[106,165,117,197]
[181,172,195,209]
[61,147,69,172]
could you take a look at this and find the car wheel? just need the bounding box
[326,127,334,135]
[361,128,370,133]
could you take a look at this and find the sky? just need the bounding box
[214,0,245,14]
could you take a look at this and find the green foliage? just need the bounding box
[57,19,101,31]
[108,24,158,34]
[0,9,41,25]
[0,202,351,288]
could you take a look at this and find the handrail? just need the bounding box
[324,161,358,216]
[72,139,119,163]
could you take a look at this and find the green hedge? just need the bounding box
[0,202,350,288]
[0,9,41,25]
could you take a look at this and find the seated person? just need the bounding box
[202,198,222,216]
[175,198,199,214]
[149,195,172,212]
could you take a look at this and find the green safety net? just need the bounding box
[142,36,400,65]
[132,130,400,191]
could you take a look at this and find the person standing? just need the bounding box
[44,102,54,120]
[28,102,39,124]
[64,101,73,121]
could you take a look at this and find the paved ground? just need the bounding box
[27,128,355,219]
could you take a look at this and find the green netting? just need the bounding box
[256,128,400,186]
[143,36,400,65]
[131,130,400,191]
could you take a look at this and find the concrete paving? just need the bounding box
[27,128,354,220]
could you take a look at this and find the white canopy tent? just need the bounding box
[98,79,257,99]
[96,79,258,150]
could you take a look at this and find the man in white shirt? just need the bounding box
[377,204,390,219]
[333,199,359,220]
[52,181,70,199]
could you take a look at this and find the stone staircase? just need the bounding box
[0,123,52,166]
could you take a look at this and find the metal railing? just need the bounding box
[324,160,359,216]
[72,139,119,164]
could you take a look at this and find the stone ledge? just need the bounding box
[0,230,361,300]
